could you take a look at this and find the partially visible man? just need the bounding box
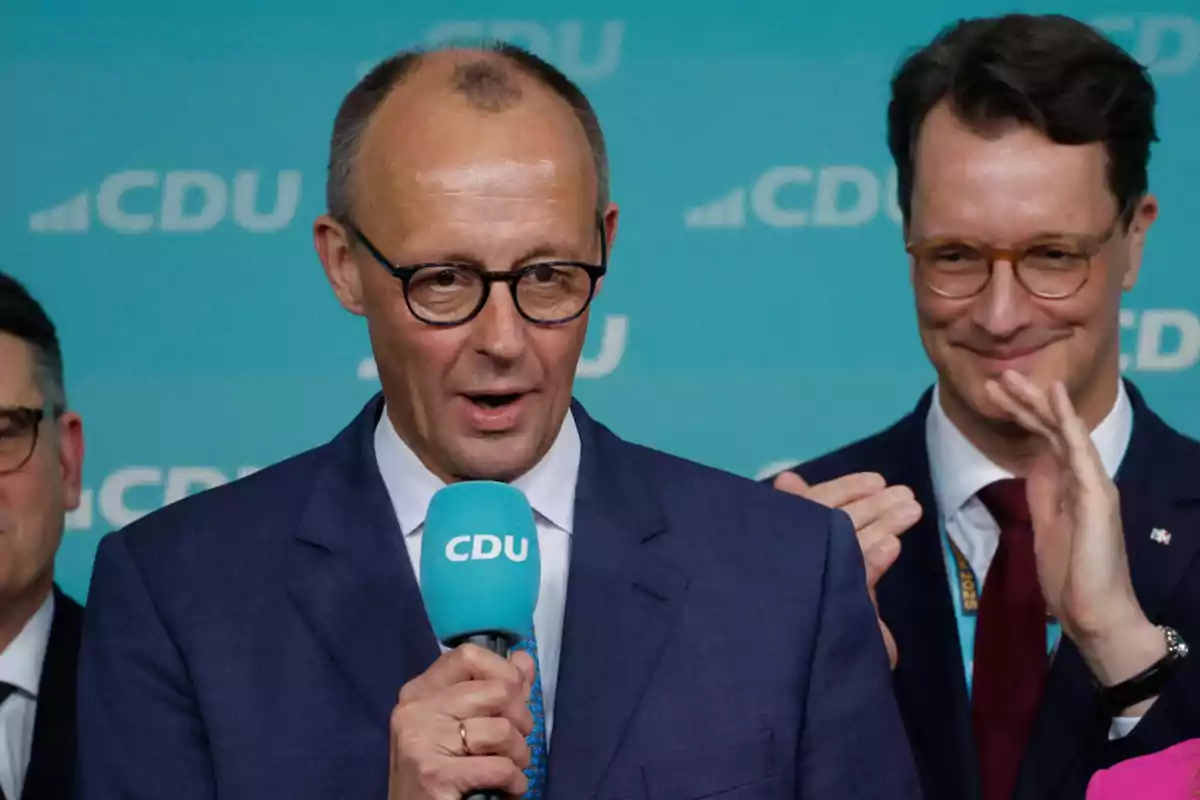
[773,12,1199,800]
[75,42,920,800]
[0,272,86,800]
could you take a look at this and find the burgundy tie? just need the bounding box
[972,478,1048,800]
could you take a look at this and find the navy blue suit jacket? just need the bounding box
[790,381,1200,800]
[76,397,920,800]
[24,585,82,800]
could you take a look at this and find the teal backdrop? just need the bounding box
[3,1,1198,603]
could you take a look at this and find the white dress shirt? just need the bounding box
[925,380,1139,738]
[374,408,579,741]
[0,591,54,800]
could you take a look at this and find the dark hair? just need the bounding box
[0,272,66,411]
[887,13,1158,227]
[326,41,610,221]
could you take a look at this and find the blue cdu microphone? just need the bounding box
[420,481,541,800]
[421,481,541,649]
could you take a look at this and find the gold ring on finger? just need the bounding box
[459,720,471,756]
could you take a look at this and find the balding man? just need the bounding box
[75,43,920,800]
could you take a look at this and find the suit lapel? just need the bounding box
[285,395,440,730]
[23,586,83,800]
[1018,381,1200,799]
[545,402,687,800]
[874,393,983,800]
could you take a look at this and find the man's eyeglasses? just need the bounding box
[905,209,1127,300]
[342,215,608,326]
[0,406,61,476]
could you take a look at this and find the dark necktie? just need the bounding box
[973,478,1048,800]
[0,681,16,800]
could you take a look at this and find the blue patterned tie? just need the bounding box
[510,632,547,799]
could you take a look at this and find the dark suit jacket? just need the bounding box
[75,396,920,800]
[790,380,1200,800]
[21,584,82,800]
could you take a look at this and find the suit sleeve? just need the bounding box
[76,532,218,800]
[1082,563,1200,784]
[1104,651,1200,751]
[796,509,923,800]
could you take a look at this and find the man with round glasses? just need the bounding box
[341,214,607,328]
[773,13,1200,800]
[0,272,85,800]
[76,42,920,800]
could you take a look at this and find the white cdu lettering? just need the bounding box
[1120,309,1200,372]
[443,534,531,562]
[576,315,628,378]
[94,170,301,234]
[471,534,503,560]
[423,20,624,81]
[446,535,472,562]
[750,166,901,228]
[504,535,529,562]
[1092,16,1199,76]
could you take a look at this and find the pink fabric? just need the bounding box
[1086,739,1200,800]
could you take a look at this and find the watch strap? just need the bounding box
[1100,626,1188,715]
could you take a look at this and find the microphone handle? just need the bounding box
[457,633,518,800]
[461,632,514,657]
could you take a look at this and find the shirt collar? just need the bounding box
[926,380,1133,517]
[0,590,54,698]
[373,407,581,537]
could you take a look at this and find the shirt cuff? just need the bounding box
[1108,715,1142,740]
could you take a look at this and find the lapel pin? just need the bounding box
[1150,528,1172,546]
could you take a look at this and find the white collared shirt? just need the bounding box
[0,591,54,800]
[925,380,1139,738]
[374,408,580,740]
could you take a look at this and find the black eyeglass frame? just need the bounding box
[0,405,63,477]
[341,214,609,327]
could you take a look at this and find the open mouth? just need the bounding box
[461,392,528,429]
[465,393,524,409]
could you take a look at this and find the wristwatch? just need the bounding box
[1100,626,1190,714]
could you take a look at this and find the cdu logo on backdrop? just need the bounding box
[685,166,902,229]
[29,170,302,234]
[1092,15,1199,75]
[358,21,626,82]
[1121,309,1200,372]
[66,465,261,532]
[425,20,625,81]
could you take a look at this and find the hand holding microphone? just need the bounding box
[387,645,534,799]
[389,482,543,800]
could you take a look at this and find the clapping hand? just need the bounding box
[985,371,1166,704]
